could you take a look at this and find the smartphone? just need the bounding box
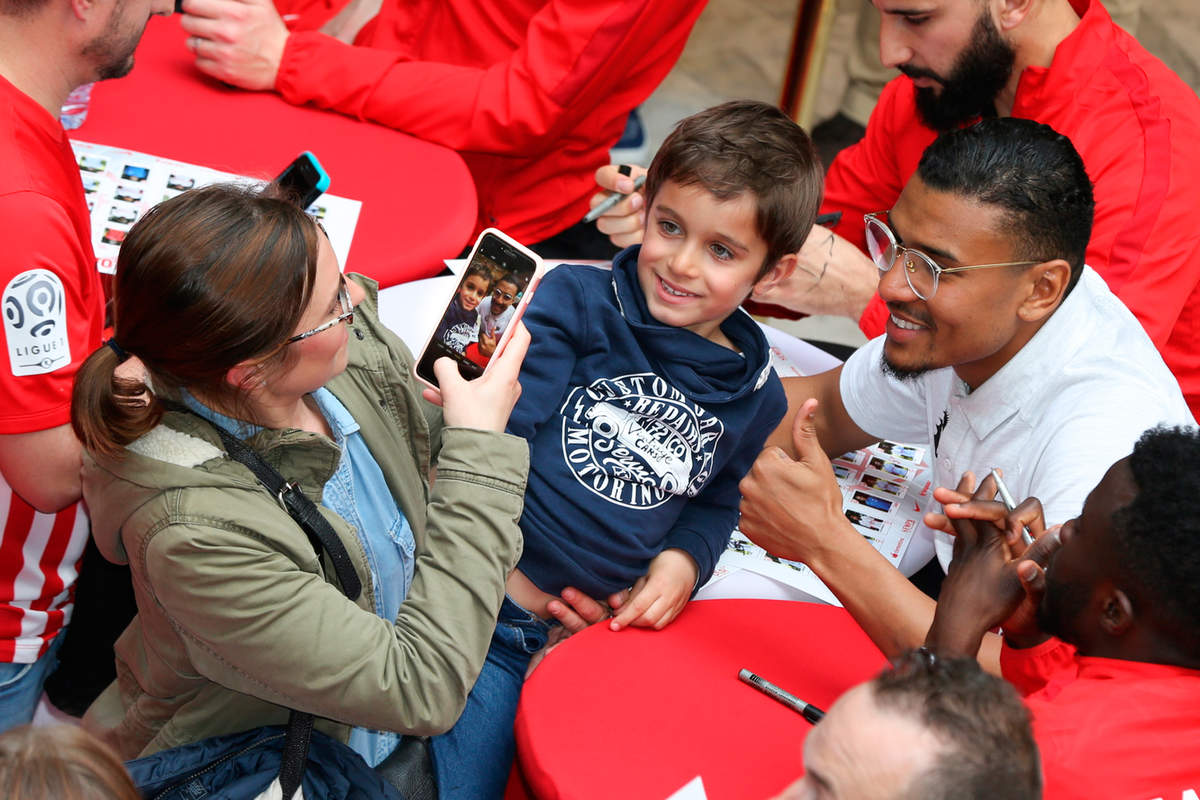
[414,228,545,389]
[274,151,330,210]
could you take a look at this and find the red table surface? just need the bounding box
[69,15,477,287]
[514,599,888,800]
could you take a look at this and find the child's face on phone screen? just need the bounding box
[458,274,490,311]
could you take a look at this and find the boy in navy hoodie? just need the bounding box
[430,101,824,798]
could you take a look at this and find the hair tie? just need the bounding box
[104,338,130,363]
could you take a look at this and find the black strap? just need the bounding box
[169,405,363,799]
[277,710,315,799]
[206,422,362,601]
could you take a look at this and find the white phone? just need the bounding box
[414,228,545,390]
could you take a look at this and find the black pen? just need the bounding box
[739,668,825,725]
[815,211,843,227]
[582,174,647,224]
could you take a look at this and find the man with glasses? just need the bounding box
[737,118,1193,670]
[474,273,522,361]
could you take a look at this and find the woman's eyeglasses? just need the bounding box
[285,276,355,344]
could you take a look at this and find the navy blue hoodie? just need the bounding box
[507,246,786,598]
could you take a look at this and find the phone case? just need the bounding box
[413,228,546,392]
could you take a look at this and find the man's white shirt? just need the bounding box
[839,266,1195,570]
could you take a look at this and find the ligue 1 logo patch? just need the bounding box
[559,373,724,509]
[4,269,70,376]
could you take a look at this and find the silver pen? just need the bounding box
[581,174,647,224]
[989,467,1035,547]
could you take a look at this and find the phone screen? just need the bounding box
[415,233,538,387]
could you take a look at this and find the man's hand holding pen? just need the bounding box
[925,472,1064,658]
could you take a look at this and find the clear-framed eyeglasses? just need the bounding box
[284,275,355,344]
[863,212,1041,300]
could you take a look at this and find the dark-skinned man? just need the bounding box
[925,425,1200,798]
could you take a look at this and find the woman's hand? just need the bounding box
[422,323,529,431]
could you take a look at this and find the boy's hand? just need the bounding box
[609,549,697,631]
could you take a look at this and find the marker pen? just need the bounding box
[990,467,1035,547]
[582,174,647,224]
[738,669,825,725]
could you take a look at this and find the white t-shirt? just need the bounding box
[476,296,516,343]
[839,267,1195,570]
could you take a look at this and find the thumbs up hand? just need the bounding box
[738,398,846,565]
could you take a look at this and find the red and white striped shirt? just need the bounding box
[1,73,105,662]
[0,489,89,662]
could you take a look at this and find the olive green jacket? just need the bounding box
[82,276,527,759]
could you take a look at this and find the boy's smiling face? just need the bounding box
[637,180,793,347]
[458,273,490,312]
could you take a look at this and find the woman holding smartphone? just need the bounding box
[70,184,529,779]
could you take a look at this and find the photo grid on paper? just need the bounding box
[70,141,362,275]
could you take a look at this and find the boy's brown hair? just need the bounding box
[645,100,823,278]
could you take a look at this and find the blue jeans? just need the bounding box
[430,597,555,800]
[0,633,64,733]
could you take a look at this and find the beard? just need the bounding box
[903,11,1016,132]
[1036,569,1090,641]
[81,1,143,81]
[880,351,929,382]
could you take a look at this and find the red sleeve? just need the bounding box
[1000,637,1080,697]
[1079,114,1200,349]
[820,79,935,338]
[0,192,102,434]
[274,0,704,157]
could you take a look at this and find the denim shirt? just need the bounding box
[182,389,416,766]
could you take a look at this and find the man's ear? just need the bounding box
[752,252,798,297]
[995,0,1035,33]
[1017,259,1071,323]
[1099,588,1135,637]
[70,0,99,23]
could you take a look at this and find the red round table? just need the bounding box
[513,599,888,799]
[70,15,477,287]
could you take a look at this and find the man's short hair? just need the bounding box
[0,0,48,17]
[872,650,1042,800]
[915,117,1095,294]
[644,100,823,278]
[1111,425,1200,657]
